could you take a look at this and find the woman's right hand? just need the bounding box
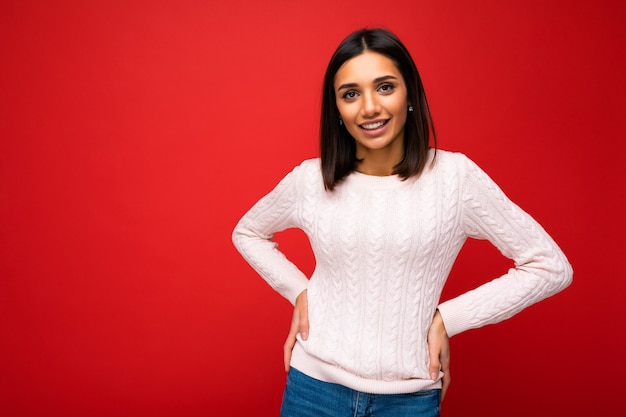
[283,289,309,372]
[427,309,451,402]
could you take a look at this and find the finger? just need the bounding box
[298,306,309,340]
[440,368,451,402]
[296,290,309,340]
[283,308,300,372]
[283,318,298,372]
[427,341,440,381]
[283,333,295,372]
[440,349,451,402]
[285,290,308,372]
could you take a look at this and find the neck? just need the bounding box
[355,160,397,176]
[355,144,403,176]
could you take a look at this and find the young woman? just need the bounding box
[232,28,572,417]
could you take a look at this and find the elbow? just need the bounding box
[231,219,270,256]
[231,221,245,253]
[550,252,573,294]
[560,258,574,290]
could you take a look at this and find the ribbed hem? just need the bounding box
[290,342,442,394]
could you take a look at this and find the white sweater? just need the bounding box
[232,150,572,394]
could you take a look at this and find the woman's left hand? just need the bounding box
[427,309,450,402]
[283,289,309,372]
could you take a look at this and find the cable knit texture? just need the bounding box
[232,150,572,394]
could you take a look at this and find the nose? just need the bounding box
[361,91,381,117]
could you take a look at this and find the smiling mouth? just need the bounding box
[360,120,389,130]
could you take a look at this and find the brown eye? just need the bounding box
[378,83,395,94]
[342,90,358,100]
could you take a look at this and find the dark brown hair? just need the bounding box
[320,28,437,190]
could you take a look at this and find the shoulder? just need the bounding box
[280,158,323,192]
[290,158,322,180]
[433,151,508,199]
[276,158,320,180]
[297,158,321,172]
[429,149,475,177]
[433,149,472,164]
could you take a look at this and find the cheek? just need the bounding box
[389,94,408,112]
[396,107,408,125]
[343,121,362,139]
[389,98,408,124]
[336,102,353,121]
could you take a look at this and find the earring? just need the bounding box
[339,118,343,126]
[408,105,414,112]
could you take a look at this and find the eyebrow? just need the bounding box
[336,75,399,91]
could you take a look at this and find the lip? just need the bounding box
[358,118,390,137]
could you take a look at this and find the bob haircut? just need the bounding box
[320,28,437,191]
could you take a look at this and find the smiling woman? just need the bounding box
[334,52,409,175]
[232,27,572,417]
[319,28,436,191]
[1,1,622,415]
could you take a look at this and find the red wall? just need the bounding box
[1,1,624,416]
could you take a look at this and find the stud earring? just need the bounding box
[408,105,414,112]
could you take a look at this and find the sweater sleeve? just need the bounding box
[231,164,310,305]
[436,154,573,337]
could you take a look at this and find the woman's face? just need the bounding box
[334,51,409,159]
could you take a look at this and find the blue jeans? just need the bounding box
[280,368,440,417]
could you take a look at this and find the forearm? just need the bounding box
[231,164,310,304]
[232,221,309,304]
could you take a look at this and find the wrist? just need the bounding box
[433,309,449,337]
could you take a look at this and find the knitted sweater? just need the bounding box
[232,150,572,394]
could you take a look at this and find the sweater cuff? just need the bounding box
[436,300,471,338]
[283,279,309,306]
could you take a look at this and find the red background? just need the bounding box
[1,1,624,416]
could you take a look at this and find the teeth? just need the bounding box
[361,121,386,130]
